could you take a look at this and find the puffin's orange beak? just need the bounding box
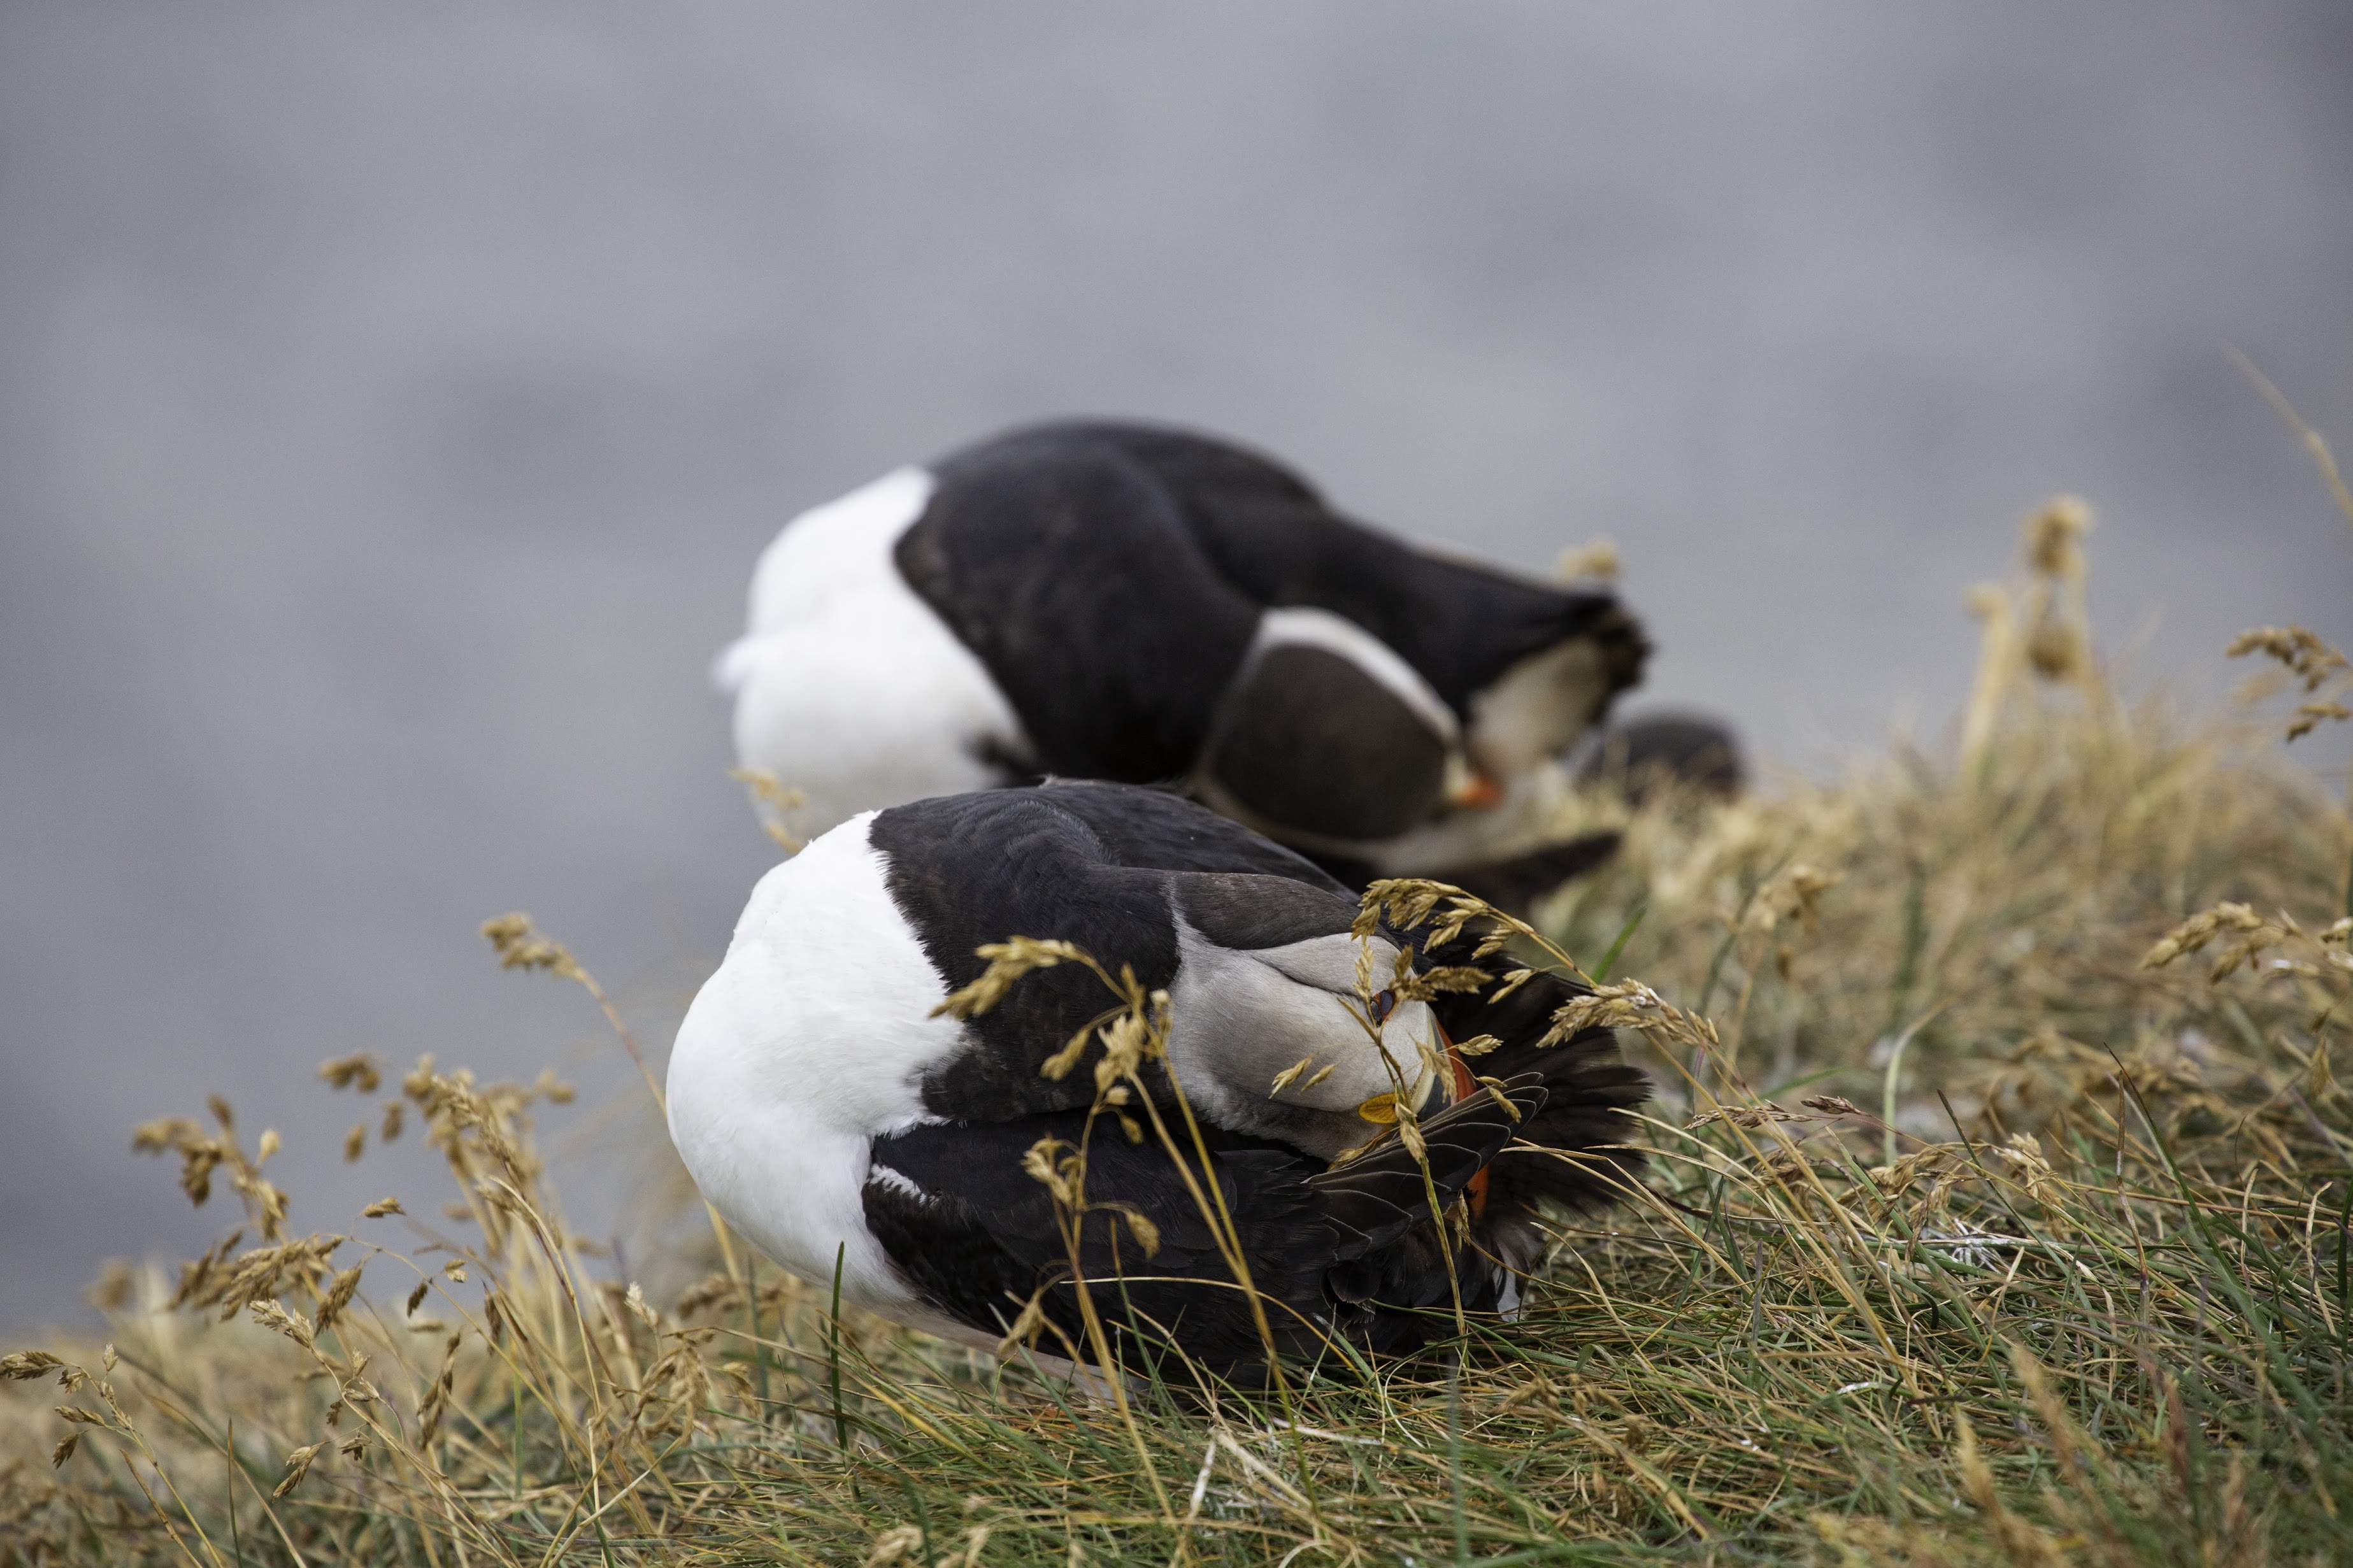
[1446,769,1506,810]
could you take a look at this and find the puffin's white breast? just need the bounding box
[666,813,964,1313]
[714,468,1028,840]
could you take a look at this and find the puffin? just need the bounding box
[1577,712,1745,804]
[712,421,1648,894]
[666,780,1648,1378]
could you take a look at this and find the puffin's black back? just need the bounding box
[894,429,1263,784]
[1052,421,1640,716]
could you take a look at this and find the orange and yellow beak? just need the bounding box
[1445,766,1506,810]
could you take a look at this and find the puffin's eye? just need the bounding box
[1370,988,1397,1024]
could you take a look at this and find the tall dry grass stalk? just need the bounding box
[6,507,2350,1565]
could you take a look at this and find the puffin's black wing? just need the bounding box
[1006,418,1326,515]
[864,1111,1335,1372]
[862,1073,1547,1376]
[875,788,1185,1121]
[895,427,1263,784]
[1030,774,1350,893]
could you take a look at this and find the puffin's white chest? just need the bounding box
[665,817,963,1314]
[715,469,1027,839]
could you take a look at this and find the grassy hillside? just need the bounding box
[5,504,2349,1566]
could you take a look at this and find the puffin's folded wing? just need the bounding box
[1166,869,1360,951]
[863,1112,1340,1369]
[1201,641,1451,843]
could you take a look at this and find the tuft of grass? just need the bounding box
[4,507,2350,1566]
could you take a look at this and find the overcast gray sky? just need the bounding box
[3,1,2349,1325]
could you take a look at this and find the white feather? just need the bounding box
[865,1164,931,1203]
[715,467,1029,841]
[666,814,972,1330]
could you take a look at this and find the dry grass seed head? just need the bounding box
[1556,536,1621,583]
[479,911,581,979]
[932,936,1086,1021]
[318,1054,382,1094]
[2024,494,2091,577]
[2227,625,2349,692]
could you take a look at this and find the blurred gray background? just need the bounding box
[4,1,2349,1325]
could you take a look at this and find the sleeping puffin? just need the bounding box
[713,421,1647,888]
[666,780,1647,1376]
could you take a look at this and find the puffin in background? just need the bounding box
[667,781,1647,1375]
[713,421,1648,896]
[1576,711,1745,804]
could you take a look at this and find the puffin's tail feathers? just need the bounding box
[1431,963,1651,1239]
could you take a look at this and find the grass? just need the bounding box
[4,504,2350,1567]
